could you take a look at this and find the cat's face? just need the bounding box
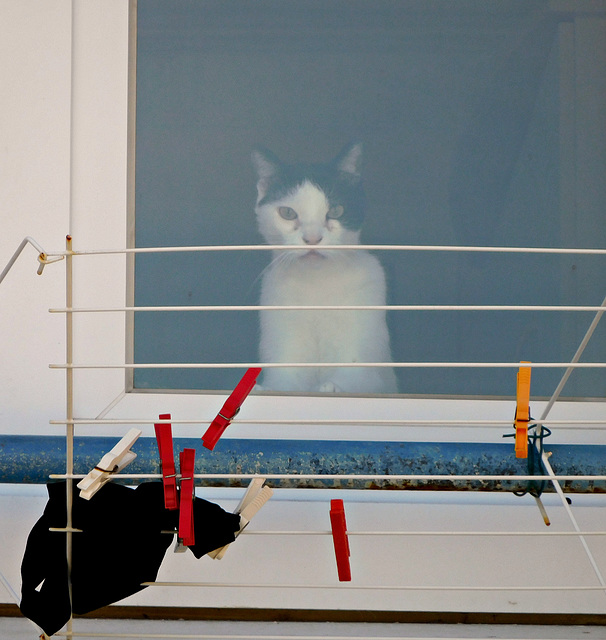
[253,143,365,258]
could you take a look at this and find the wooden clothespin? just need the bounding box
[177,448,196,548]
[208,477,273,560]
[329,499,351,582]
[154,414,178,510]
[514,362,532,459]
[77,428,142,500]
[201,368,262,451]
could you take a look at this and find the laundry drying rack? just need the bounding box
[1,236,606,639]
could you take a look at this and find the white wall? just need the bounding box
[1,0,605,619]
[1,0,71,435]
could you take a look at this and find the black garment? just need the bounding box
[20,481,240,636]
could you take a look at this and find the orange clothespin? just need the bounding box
[178,448,196,547]
[201,368,262,451]
[514,362,532,459]
[329,499,351,582]
[154,413,179,510]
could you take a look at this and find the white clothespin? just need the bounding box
[208,477,273,560]
[77,428,142,500]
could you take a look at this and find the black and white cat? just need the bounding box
[252,142,398,394]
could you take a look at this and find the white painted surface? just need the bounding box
[0,0,605,619]
[3,616,606,640]
[2,485,606,614]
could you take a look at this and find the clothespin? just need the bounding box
[514,362,532,459]
[77,428,142,500]
[208,477,273,560]
[154,414,178,510]
[201,367,262,451]
[177,448,196,548]
[329,499,351,582]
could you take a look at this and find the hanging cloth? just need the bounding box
[20,480,241,636]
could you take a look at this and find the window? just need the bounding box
[132,0,606,398]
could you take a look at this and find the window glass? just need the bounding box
[133,0,606,398]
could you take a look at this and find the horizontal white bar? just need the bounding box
[45,528,606,537]
[47,418,606,427]
[144,581,606,592]
[245,530,606,537]
[55,634,567,640]
[54,636,544,640]
[46,243,606,257]
[55,633,591,640]
[48,473,606,481]
[49,304,606,313]
[48,362,606,369]
[55,635,559,640]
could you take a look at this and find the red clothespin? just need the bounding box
[329,499,351,582]
[178,448,196,547]
[154,413,178,510]
[514,362,532,459]
[201,367,262,451]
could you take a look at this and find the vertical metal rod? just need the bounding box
[65,235,75,637]
[543,454,606,589]
[66,0,78,631]
[539,293,606,422]
[538,293,606,593]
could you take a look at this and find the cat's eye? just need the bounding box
[327,205,344,219]
[278,206,298,220]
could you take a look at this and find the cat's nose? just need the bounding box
[303,234,322,245]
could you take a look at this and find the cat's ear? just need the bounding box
[252,148,280,201]
[334,142,363,178]
[252,147,280,179]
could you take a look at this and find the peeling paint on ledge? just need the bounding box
[0,436,605,493]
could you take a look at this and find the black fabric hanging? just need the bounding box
[20,480,241,636]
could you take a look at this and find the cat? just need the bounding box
[252,142,398,394]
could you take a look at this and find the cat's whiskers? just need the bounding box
[317,245,354,265]
[251,254,281,287]
[258,247,298,277]
[253,246,350,293]
[244,250,290,295]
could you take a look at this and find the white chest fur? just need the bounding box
[259,250,398,393]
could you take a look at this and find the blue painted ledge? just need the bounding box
[0,436,605,493]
